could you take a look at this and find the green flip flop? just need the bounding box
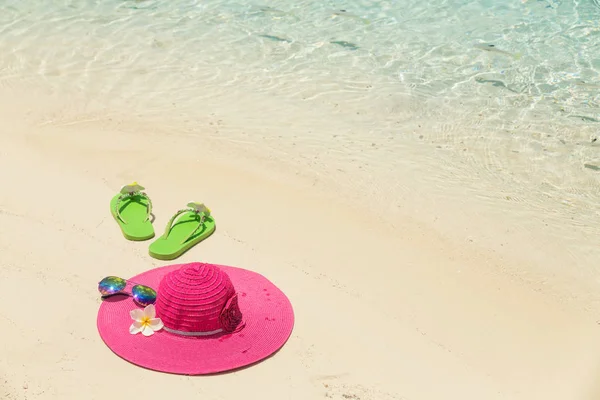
[149,202,216,260]
[110,182,155,241]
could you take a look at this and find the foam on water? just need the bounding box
[1,0,600,280]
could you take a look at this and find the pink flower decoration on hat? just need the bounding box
[129,304,164,336]
[219,293,244,333]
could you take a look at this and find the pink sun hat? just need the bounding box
[96,262,294,375]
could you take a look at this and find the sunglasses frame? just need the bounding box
[97,276,157,307]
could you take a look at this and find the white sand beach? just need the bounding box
[1,84,600,400]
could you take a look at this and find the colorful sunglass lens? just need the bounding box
[131,285,157,306]
[98,276,127,296]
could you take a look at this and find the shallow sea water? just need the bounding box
[1,0,600,282]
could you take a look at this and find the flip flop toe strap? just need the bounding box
[163,204,211,245]
[114,191,153,224]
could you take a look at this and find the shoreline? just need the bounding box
[6,82,599,313]
[1,85,600,398]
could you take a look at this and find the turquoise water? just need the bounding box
[3,0,600,127]
[3,0,600,117]
[1,0,600,222]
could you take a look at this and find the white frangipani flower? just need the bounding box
[129,304,164,336]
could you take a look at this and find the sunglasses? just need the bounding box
[97,276,157,307]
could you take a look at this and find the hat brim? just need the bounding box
[97,264,294,375]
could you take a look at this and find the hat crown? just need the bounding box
[155,262,242,334]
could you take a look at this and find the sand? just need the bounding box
[1,87,600,400]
